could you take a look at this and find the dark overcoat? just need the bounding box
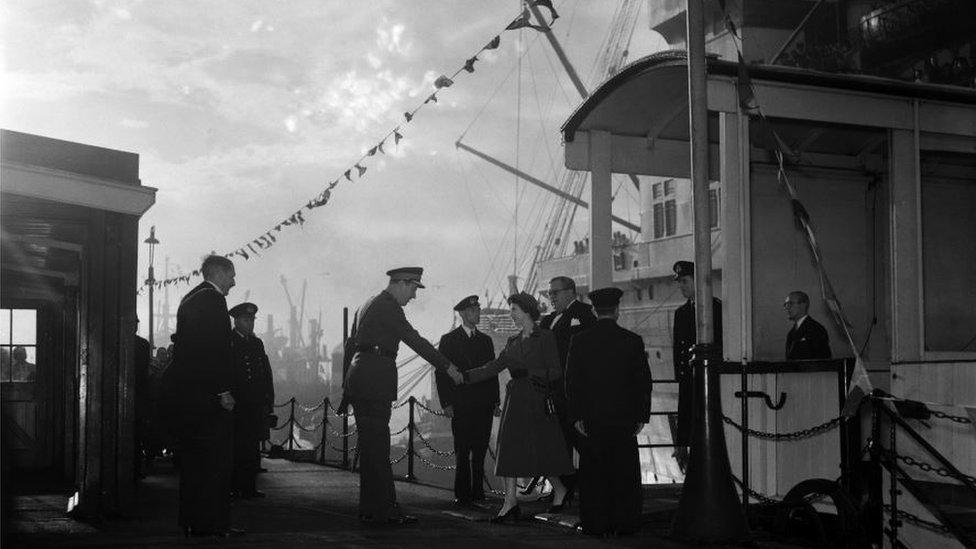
[786,316,832,360]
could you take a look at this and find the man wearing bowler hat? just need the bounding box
[342,267,463,525]
[671,260,722,472]
[436,295,500,505]
[227,302,274,499]
[566,287,651,536]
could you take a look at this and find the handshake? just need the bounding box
[445,364,465,385]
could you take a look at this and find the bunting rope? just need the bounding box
[141,1,561,292]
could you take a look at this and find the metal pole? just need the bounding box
[524,0,588,99]
[406,396,416,481]
[887,410,900,543]
[740,360,749,511]
[321,397,329,464]
[671,1,748,542]
[144,226,159,349]
[342,307,350,469]
[288,397,296,452]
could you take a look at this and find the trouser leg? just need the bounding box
[451,414,472,501]
[352,399,394,519]
[610,433,641,534]
[578,431,611,535]
[469,407,493,499]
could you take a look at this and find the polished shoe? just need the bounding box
[547,490,574,513]
[242,490,266,499]
[489,505,521,524]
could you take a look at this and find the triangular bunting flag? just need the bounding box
[266,231,277,243]
[425,93,438,104]
[295,211,306,226]
[484,35,500,50]
[344,169,352,181]
[404,112,413,122]
[434,75,454,89]
[377,140,385,154]
[394,129,403,145]
[736,52,760,114]
[247,243,259,255]
[275,224,283,232]
[254,238,267,250]
[506,9,546,32]
[355,163,367,177]
[367,146,377,156]
[237,249,249,261]
[463,56,477,73]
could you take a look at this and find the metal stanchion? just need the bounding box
[320,397,329,464]
[287,397,296,451]
[406,396,416,481]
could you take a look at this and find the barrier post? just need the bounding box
[288,397,296,451]
[320,397,329,464]
[406,396,416,481]
[342,307,350,469]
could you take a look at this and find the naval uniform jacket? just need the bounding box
[230,330,275,441]
[565,319,652,430]
[166,281,235,436]
[672,297,722,445]
[786,316,832,360]
[435,327,499,412]
[344,290,452,402]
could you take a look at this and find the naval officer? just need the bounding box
[435,295,499,505]
[566,287,652,536]
[342,267,463,525]
[671,260,722,471]
[228,302,275,499]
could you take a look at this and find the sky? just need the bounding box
[1,0,667,390]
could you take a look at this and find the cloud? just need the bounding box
[376,21,411,55]
[121,118,149,128]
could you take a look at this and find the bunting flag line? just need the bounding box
[139,2,557,293]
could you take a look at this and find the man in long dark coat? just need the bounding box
[784,291,832,360]
[134,320,151,479]
[540,275,596,495]
[341,267,463,525]
[671,261,722,472]
[435,295,499,505]
[165,255,241,538]
[566,287,652,536]
[228,302,275,498]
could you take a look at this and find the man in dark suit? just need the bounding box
[436,296,499,506]
[671,261,722,472]
[134,320,152,479]
[228,302,275,499]
[341,267,463,525]
[540,275,596,495]
[566,287,652,536]
[784,291,832,360]
[165,255,242,538]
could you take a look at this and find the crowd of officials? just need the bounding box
[153,254,831,538]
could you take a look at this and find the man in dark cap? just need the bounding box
[228,302,275,499]
[341,267,463,525]
[671,260,722,472]
[164,254,242,537]
[540,275,596,497]
[784,291,831,360]
[435,295,499,506]
[566,287,652,536]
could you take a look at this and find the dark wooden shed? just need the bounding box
[1,129,155,516]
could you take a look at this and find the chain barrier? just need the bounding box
[390,448,410,465]
[888,451,976,485]
[415,430,455,457]
[300,401,325,413]
[930,410,973,425]
[328,442,356,454]
[883,504,950,535]
[390,425,409,437]
[392,400,409,410]
[292,417,324,433]
[414,399,450,418]
[273,399,293,408]
[722,415,841,441]
[730,474,780,506]
[412,450,456,471]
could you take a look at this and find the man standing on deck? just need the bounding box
[784,291,832,360]
[436,295,499,506]
[341,267,464,525]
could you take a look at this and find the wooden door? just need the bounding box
[0,305,53,470]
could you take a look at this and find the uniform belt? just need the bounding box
[354,344,397,360]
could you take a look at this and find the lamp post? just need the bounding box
[144,226,160,350]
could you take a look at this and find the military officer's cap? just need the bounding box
[387,267,425,288]
[588,287,623,309]
[453,295,480,312]
[673,261,695,280]
[228,302,259,318]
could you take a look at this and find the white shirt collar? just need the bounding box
[795,314,808,329]
[205,280,222,293]
[462,324,476,337]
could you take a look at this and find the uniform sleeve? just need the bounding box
[633,336,652,423]
[486,337,500,406]
[672,309,683,380]
[388,302,452,370]
[564,338,586,424]
[258,339,275,409]
[435,333,457,408]
[464,344,520,384]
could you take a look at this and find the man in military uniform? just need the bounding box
[435,295,499,506]
[784,291,832,360]
[540,275,596,496]
[566,287,652,536]
[671,261,722,472]
[228,302,275,499]
[341,267,463,525]
[164,255,242,537]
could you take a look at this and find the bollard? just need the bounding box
[288,397,296,452]
[406,396,416,481]
[342,306,350,469]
